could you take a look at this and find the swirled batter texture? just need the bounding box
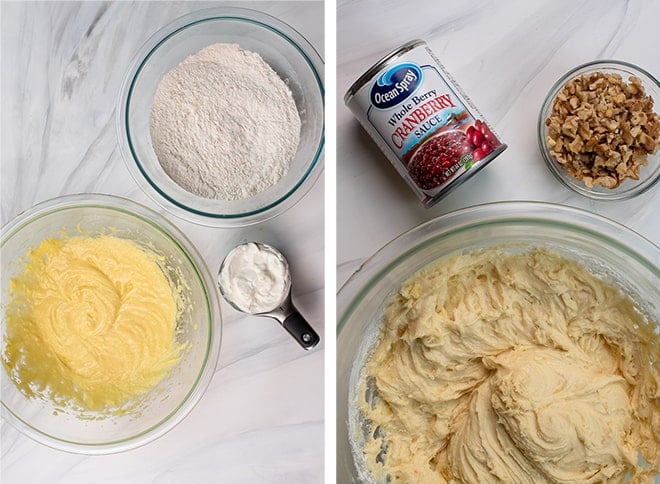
[3,236,183,411]
[360,248,658,483]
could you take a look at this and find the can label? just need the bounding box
[346,42,506,206]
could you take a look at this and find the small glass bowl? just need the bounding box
[538,60,660,200]
[1,194,222,454]
[117,7,324,226]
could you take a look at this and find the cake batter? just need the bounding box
[2,235,184,412]
[360,248,658,483]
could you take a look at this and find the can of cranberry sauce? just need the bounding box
[345,40,507,208]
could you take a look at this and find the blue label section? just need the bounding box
[370,63,423,109]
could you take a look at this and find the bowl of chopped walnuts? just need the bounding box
[539,60,660,199]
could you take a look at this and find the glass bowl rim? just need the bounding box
[1,193,222,454]
[337,200,660,335]
[116,6,325,226]
[537,59,660,200]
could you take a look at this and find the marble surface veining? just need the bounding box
[337,0,660,288]
[1,2,324,483]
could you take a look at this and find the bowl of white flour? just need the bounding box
[117,7,324,226]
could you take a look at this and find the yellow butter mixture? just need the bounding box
[2,236,184,412]
[360,248,658,483]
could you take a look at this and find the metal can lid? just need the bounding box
[343,39,427,105]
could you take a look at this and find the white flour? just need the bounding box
[150,43,301,201]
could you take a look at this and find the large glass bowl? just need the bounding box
[117,7,324,227]
[337,202,659,482]
[0,194,222,454]
[538,60,660,200]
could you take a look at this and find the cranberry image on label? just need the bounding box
[408,131,469,189]
[468,120,498,161]
[408,120,503,190]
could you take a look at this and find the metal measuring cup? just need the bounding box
[218,242,320,350]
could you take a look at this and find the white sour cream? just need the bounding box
[219,243,289,314]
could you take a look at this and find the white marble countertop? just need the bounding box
[1,2,324,483]
[337,0,660,288]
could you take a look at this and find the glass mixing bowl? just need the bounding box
[117,7,325,226]
[538,60,660,200]
[1,194,222,454]
[337,201,659,482]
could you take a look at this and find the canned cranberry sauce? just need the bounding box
[345,40,507,207]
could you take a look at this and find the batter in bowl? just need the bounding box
[359,248,658,483]
[2,235,184,412]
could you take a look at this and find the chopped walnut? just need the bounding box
[545,72,660,189]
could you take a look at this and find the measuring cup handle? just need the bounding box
[282,311,320,350]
